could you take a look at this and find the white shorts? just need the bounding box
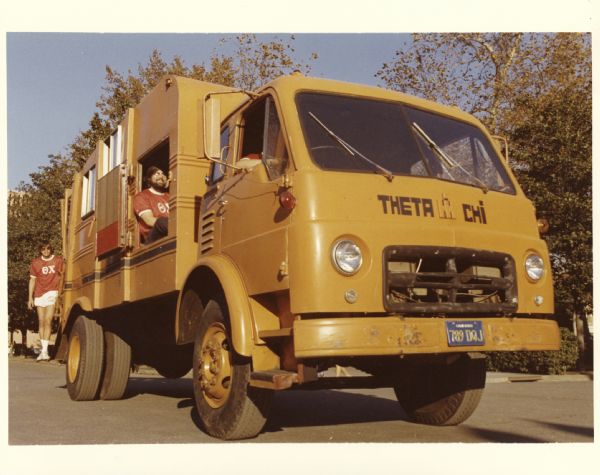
[34,290,58,308]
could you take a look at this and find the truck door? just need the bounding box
[205,95,292,295]
[96,163,128,257]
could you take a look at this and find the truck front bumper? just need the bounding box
[293,316,560,358]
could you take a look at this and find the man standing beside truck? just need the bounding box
[28,242,64,361]
[134,166,170,244]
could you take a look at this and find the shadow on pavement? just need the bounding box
[120,376,592,443]
[525,420,594,439]
[463,420,594,443]
[123,376,193,400]
[122,377,410,437]
[461,427,547,443]
[263,389,408,434]
[183,389,410,441]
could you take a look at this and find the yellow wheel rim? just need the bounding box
[67,334,81,383]
[197,323,232,408]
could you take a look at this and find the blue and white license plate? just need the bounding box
[445,320,485,346]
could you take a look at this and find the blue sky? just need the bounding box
[6,33,411,189]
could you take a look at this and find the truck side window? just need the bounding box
[102,126,122,177]
[240,96,289,181]
[210,126,230,183]
[81,166,96,217]
[139,140,170,190]
[263,97,289,180]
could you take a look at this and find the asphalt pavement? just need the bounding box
[11,354,594,383]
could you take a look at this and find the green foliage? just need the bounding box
[486,327,579,375]
[508,81,592,316]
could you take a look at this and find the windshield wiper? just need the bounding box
[411,122,489,193]
[309,112,394,182]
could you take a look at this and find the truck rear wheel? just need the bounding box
[99,330,131,400]
[192,299,272,440]
[393,355,486,426]
[66,315,104,401]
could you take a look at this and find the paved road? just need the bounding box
[8,356,594,444]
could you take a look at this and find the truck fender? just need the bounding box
[55,296,94,361]
[62,297,93,329]
[177,255,255,357]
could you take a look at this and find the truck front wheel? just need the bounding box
[66,315,104,401]
[393,355,486,426]
[192,299,272,440]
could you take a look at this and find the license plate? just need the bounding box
[445,320,485,346]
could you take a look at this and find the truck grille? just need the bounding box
[383,246,517,314]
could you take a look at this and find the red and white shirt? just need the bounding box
[29,255,64,297]
[133,188,170,241]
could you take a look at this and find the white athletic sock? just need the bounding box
[41,339,49,353]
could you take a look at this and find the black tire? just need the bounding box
[192,299,273,440]
[66,315,104,401]
[99,330,131,400]
[394,355,486,426]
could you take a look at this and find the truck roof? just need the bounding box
[262,72,480,127]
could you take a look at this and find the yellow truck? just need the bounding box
[57,73,559,439]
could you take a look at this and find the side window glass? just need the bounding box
[102,126,122,177]
[262,97,289,180]
[210,126,230,183]
[81,166,96,217]
[239,96,289,181]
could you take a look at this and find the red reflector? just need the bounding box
[537,218,550,234]
[279,191,296,210]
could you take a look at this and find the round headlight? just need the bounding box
[332,240,363,275]
[525,253,545,281]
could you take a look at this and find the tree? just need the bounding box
[508,80,592,318]
[376,33,590,134]
[7,191,34,339]
[215,34,317,91]
[377,33,592,323]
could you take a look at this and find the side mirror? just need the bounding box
[204,95,221,160]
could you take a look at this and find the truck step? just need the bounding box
[258,328,293,339]
[249,369,298,390]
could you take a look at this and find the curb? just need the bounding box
[486,372,593,384]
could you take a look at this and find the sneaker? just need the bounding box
[36,352,50,362]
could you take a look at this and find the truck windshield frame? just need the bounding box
[296,92,516,194]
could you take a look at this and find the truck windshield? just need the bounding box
[296,92,515,194]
